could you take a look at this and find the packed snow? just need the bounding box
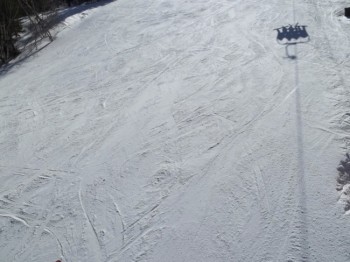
[1,0,350,261]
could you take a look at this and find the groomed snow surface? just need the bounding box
[1,0,350,261]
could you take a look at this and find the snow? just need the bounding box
[1,0,350,261]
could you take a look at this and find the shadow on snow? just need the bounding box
[274,23,310,59]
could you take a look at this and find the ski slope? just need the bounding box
[1,0,350,261]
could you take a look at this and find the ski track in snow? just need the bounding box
[1,0,350,261]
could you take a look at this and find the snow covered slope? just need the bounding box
[1,0,350,261]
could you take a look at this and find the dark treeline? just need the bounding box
[0,0,95,64]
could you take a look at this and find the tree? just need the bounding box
[0,0,99,64]
[0,0,22,63]
[0,0,57,64]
